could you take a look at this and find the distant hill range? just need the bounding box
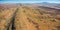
[39,2,60,7]
[37,2,60,10]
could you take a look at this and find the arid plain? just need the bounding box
[0,3,60,30]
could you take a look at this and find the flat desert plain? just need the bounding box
[0,3,60,30]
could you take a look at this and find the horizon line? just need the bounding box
[0,1,60,3]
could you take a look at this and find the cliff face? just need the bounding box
[0,4,60,30]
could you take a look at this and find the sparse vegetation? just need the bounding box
[0,3,60,30]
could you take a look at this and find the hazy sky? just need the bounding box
[0,0,60,3]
